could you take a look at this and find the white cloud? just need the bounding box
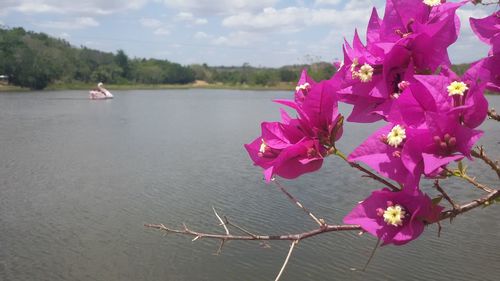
[139,18,171,36]
[59,32,70,38]
[161,0,278,15]
[222,5,374,32]
[194,31,210,39]
[314,0,342,5]
[212,31,263,47]
[36,17,99,30]
[153,27,170,35]
[223,7,304,32]
[2,0,148,15]
[174,12,208,25]
[448,7,492,63]
[140,18,163,28]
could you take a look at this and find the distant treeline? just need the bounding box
[0,26,472,90]
[0,27,336,90]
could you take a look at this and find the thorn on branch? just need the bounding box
[434,180,459,210]
[488,108,500,121]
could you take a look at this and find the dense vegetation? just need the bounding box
[0,26,336,90]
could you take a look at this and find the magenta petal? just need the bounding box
[344,189,442,246]
[349,125,409,183]
[470,11,500,46]
[390,217,424,246]
[422,153,463,175]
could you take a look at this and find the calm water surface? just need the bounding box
[0,90,499,281]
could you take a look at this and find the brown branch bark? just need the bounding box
[332,149,400,192]
[274,180,325,227]
[434,180,459,210]
[488,109,500,121]
[444,167,495,193]
[471,146,500,179]
[472,0,500,6]
[145,189,500,242]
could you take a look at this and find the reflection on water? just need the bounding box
[0,90,499,281]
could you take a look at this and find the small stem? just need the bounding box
[275,241,298,281]
[475,1,500,6]
[145,190,500,241]
[213,206,230,235]
[471,146,500,179]
[362,239,381,271]
[274,180,325,227]
[461,174,494,193]
[488,108,500,121]
[224,216,258,238]
[333,148,400,191]
[434,180,459,209]
[439,189,500,221]
[445,168,495,193]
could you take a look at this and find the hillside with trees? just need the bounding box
[0,26,337,90]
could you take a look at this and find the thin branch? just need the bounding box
[213,206,230,235]
[145,222,362,241]
[362,239,381,271]
[434,180,459,210]
[460,173,494,193]
[145,189,500,242]
[488,108,500,121]
[332,148,400,192]
[224,216,258,238]
[274,180,325,227]
[474,0,500,6]
[275,241,298,281]
[445,168,495,193]
[471,146,500,179]
[215,240,225,256]
[439,189,500,221]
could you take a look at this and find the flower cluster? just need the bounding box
[246,0,497,246]
[245,70,344,182]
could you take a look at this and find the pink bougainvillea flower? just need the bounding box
[348,123,417,185]
[344,188,443,246]
[337,0,464,122]
[391,72,488,129]
[469,11,500,92]
[401,112,483,177]
[480,54,500,92]
[470,10,500,48]
[245,118,325,182]
[294,69,317,105]
[337,33,413,122]
[350,111,483,185]
[275,78,344,146]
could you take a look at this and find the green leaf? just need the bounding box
[458,161,464,174]
[432,196,443,205]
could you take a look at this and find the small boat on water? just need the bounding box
[89,82,113,100]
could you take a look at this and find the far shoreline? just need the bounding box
[0,81,296,92]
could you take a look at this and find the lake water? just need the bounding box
[0,89,499,281]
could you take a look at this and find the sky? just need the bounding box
[0,0,497,67]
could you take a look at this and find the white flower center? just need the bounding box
[383,205,406,227]
[259,139,267,154]
[447,81,468,96]
[358,63,374,83]
[423,0,441,7]
[350,58,359,73]
[387,125,406,148]
[295,82,310,92]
